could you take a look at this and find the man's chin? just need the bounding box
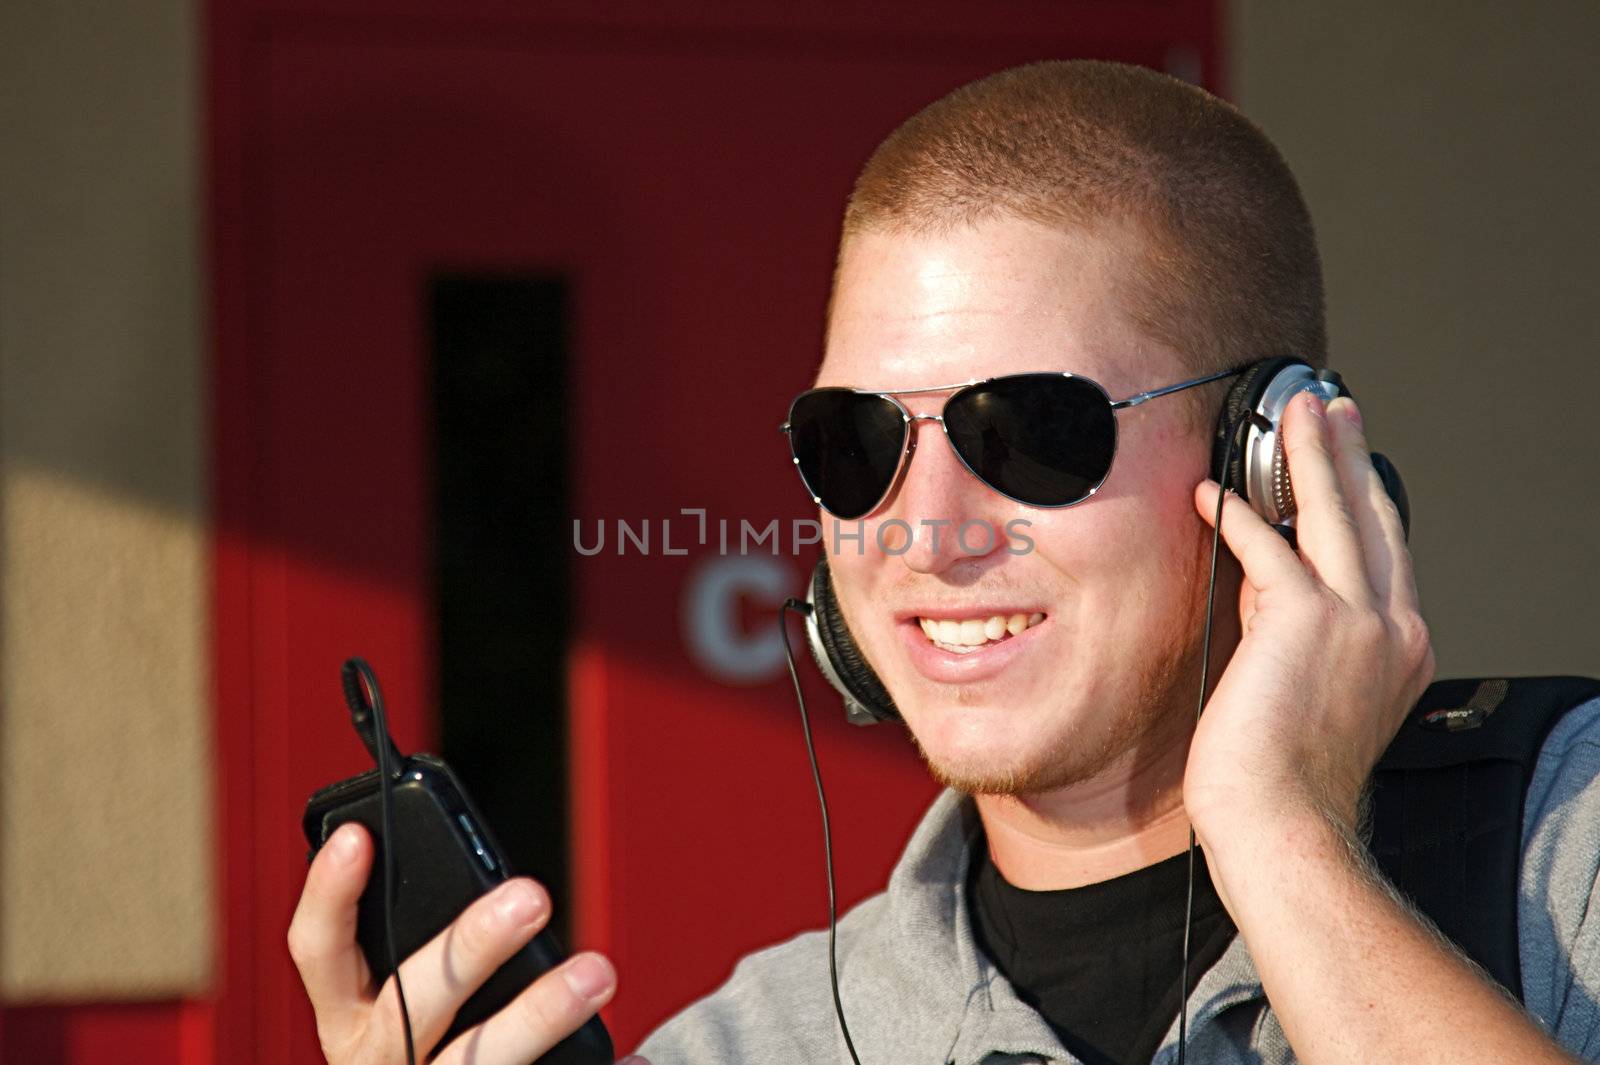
[910,734,1112,797]
[901,686,1180,797]
[896,700,1080,795]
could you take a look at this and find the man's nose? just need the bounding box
[884,416,1012,575]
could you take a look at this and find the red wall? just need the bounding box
[3,3,1219,1061]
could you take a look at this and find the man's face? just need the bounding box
[819,215,1216,795]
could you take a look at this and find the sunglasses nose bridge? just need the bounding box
[904,412,948,461]
[896,411,993,518]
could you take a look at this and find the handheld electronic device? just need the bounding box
[302,658,614,1065]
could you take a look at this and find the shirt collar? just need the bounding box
[868,788,1269,1065]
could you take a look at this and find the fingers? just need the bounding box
[1325,396,1418,611]
[1278,391,1373,603]
[1194,479,1315,597]
[376,877,553,1055]
[290,842,586,1065]
[432,952,618,1065]
[1208,390,1419,613]
[287,822,378,1046]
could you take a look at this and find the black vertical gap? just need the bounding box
[431,275,570,942]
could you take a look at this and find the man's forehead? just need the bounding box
[831,218,1124,301]
[818,219,1172,394]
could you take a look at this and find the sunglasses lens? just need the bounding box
[944,374,1116,506]
[787,390,907,519]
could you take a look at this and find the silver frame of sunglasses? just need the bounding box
[778,366,1243,519]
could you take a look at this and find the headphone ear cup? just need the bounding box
[806,557,900,725]
[1212,357,1301,498]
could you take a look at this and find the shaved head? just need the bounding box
[833,60,1328,388]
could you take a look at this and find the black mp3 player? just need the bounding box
[302,659,613,1064]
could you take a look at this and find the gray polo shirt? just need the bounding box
[638,697,1600,1063]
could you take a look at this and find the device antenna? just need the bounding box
[342,657,405,779]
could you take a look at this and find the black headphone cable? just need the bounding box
[779,599,866,1065]
[341,658,418,1065]
[1177,411,1259,1065]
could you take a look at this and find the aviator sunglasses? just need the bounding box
[780,367,1243,520]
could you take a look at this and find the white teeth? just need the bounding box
[917,610,1046,652]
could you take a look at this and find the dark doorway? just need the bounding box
[431,275,571,939]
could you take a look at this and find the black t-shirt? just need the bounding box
[967,840,1237,1065]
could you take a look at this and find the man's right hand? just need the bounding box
[288,821,643,1065]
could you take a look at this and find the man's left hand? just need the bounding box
[1185,390,1435,841]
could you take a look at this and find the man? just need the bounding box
[289,61,1600,1064]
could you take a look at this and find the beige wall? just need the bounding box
[0,2,212,998]
[1233,2,1600,679]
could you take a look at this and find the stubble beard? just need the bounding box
[909,537,1214,798]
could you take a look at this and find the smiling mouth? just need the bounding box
[916,612,1046,654]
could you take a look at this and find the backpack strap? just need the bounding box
[1368,675,1600,1001]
